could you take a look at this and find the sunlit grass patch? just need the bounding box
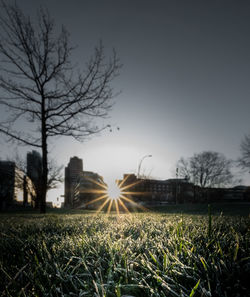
[0,208,249,296]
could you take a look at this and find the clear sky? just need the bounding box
[0,0,250,202]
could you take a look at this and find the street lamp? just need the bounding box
[137,154,152,178]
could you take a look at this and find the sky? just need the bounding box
[0,0,250,202]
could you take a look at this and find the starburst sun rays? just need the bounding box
[82,175,148,214]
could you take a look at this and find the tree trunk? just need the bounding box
[40,100,48,214]
[40,136,48,213]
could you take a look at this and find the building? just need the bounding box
[118,174,250,205]
[73,171,105,209]
[199,185,250,203]
[118,174,195,206]
[27,150,42,182]
[64,156,83,207]
[0,161,34,210]
[64,156,105,208]
[27,150,42,208]
[166,178,195,203]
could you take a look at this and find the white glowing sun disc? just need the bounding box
[107,181,121,200]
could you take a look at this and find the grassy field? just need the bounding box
[0,203,249,297]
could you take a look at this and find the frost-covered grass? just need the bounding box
[0,205,249,297]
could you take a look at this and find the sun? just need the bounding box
[83,175,148,215]
[106,180,121,200]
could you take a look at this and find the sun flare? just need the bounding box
[107,180,121,200]
[82,175,148,215]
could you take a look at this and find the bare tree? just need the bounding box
[176,157,190,180]
[0,2,121,212]
[238,134,250,173]
[47,159,63,191]
[177,151,233,188]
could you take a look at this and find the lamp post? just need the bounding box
[137,154,152,178]
[175,167,178,204]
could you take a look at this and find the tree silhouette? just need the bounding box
[177,151,233,189]
[238,134,250,173]
[0,2,121,213]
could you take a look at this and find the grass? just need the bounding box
[0,203,249,297]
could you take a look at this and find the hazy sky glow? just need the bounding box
[0,0,250,202]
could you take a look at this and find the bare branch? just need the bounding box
[238,134,250,172]
[0,126,42,148]
[177,151,233,188]
[0,1,121,213]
